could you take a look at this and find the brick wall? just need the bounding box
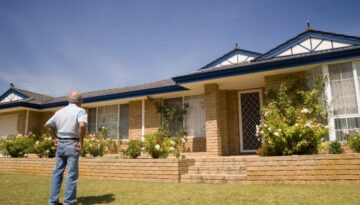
[185,137,206,152]
[204,84,222,156]
[17,111,26,134]
[244,154,360,183]
[1,154,359,184]
[145,98,161,135]
[27,111,41,134]
[218,90,229,156]
[0,158,190,183]
[129,100,142,140]
[226,91,240,155]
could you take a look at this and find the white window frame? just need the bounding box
[325,60,360,141]
[162,95,205,138]
[87,103,129,141]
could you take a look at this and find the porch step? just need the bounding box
[182,174,247,184]
[188,166,246,175]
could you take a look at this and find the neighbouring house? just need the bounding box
[1,28,360,156]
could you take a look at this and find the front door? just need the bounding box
[238,89,263,153]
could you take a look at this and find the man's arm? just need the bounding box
[76,122,86,151]
[44,124,59,146]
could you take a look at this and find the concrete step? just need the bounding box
[182,174,247,184]
[188,166,246,175]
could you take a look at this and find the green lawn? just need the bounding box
[1,173,360,205]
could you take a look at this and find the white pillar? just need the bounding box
[25,110,29,134]
[322,64,336,141]
[141,99,145,141]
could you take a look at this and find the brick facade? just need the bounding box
[144,98,161,136]
[226,91,240,155]
[129,100,142,140]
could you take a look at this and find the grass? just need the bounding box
[1,173,360,205]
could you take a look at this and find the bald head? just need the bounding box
[68,91,83,105]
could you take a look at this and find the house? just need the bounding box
[1,27,360,156]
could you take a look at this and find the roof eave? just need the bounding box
[173,47,360,84]
[0,84,188,110]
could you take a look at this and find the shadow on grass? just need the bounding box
[77,193,115,205]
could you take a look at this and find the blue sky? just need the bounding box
[1,0,360,97]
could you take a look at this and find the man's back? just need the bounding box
[47,103,87,138]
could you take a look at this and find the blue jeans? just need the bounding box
[49,139,79,205]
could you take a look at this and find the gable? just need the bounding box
[277,37,352,57]
[0,89,28,104]
[0,92,24,103]
[257,30,360,60]
[201,48,261,69]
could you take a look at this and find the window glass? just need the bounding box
[119,104,129,140]
[184,95,206,138]
[334,117,360,141]
[328,62,357,115]
[87,108,97,133]
[163,97,184,136]
[97,105,119,139]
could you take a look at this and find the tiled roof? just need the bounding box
[45,79,178,104]
[0,79,179,107]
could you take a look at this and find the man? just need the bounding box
[45,91,87,205]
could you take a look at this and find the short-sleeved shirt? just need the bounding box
[46,103,88,138]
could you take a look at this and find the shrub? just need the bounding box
[122,140,143,158]
[144,130,186,159]
[318,141,331,154]
[144,130,171,158]
[348,132,360,153]
[257,76,328,156]
[328,141,344,154]
[81,134,108,158]
[0,138,7,156]
[5,134,35,157]
[33,134,56,158]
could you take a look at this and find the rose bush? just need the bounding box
[256,76,328,156]
[33,134,56,158]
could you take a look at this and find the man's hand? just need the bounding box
[52,138,59,147]
[76,143,82,152]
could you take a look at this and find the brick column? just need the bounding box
[145,98,162,135]
[204,83,229,156]
[129,100,142,140]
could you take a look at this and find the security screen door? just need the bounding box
[238,89,262,152]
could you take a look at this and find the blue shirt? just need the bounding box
[46,103,88,138]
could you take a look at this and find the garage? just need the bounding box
[0,114,18,137]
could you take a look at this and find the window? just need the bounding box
[98,105,119,139]
[87,104,129,140]
[163,97,183,136]
[88,108,97,133]
[334,117,360,141]
[119,104,129,140]
[328,61,360,140]
[163,95,205,138]
[329,62,357,115]
[184,95,205,138]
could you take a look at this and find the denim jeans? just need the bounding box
[49,139,79,205]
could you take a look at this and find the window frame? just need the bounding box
[162,95,205,138]
[87,103,130,141]
[326,60,360,140]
